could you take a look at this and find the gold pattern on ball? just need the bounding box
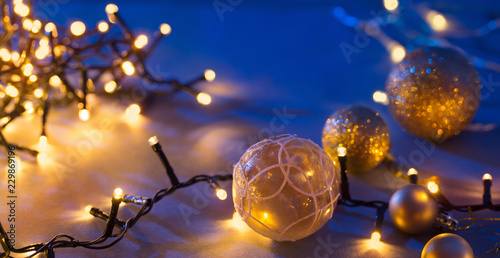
[322,106,390,173]
[233,134,340,241]
[386,47,481,141]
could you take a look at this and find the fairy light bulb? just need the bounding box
[5,85,18,97]
[105,4,118,14]
[122,61,135,75]
[34,88,43,98]
[11,52,19,63]
[390,45,406,63]
[29,75,37,82]
[160,23,171,35]
[113,188,123,199]
[407,168,418,176]
[39,135,48,151]
[85,205,92,214]
[337,146,347,157]
[14,3,29,17]
[373,91,389,105]
[134,35,148,49]
[104,81,117,93]
[23,101,34,113]
[427,182,439,194]
[427,10,447,31]
[22,18,33,31]
[371,232,381,242]
[148,136,158,146]
[32,20,42,33]
[216,188,227,200]
[22,63,33,76]
[196,92,211,105]
[37,153,48,164]
[204,69,216,82]
[383,0,398,11]
[49,75,62,87]
[125,104,141,121]
[45,22,56,33]
[0,48,11,61]
[483,173,492,181]
[70,21,86,36]
[97,21,109,33]
[79,108,89,121]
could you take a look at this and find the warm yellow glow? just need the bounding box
[125,104,141,121]
[49,75,62,87]
[40,37,49,46]
[390,45,406,63]
[306,170,313,177]
[427,181,439,194]
[31,20,42,33]
[483,173,492,181]
[229,212,249,231]
[37,152,48,164]
[104,81,117,93]
[160,23,172,35]
[23,101,34,114]
[84,205,93,214]
[427,11,448,31]
[70,21,86,36]
[337,146,347,157]
[196,92,211,105]
[22,63,33,76]
[45,22,56,33]
[134,34,148,49]
[35,46,50,59]
[34,88,43,98]
[407,168,418,176]
[0,48,11,61]
[79,108,89,121]
[122,61,135,75]
[29,75,37,82]
[39,135,48,151]
[14,4,29,17]
[383,0,399,11]
[5,85,18,97]
[105,3,118,14]
[148,136,159,146]
[0,117,9,125]
[204,69,216,82]
[97,21,109,32]
[113,188,123,199]
[373,90,389,105]
[22,18,33,31]
[371,232,381,242]
[11,52,19,62]
[216,188,227,200]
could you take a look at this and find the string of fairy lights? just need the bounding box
[0,1,216,160]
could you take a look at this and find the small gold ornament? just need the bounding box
[422,233,474,258]
[388,184,438,234]
[386,46,481,141]
[233,134,340,241]
[322,106,390,173]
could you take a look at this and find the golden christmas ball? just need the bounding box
[388,184,438,234]
[422,233,474,258]
[233,134,340,241]
[322,106,390,173]
[386,46,481,141]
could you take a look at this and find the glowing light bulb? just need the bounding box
[390,45,406,63]
[0,117,9,125]
[0,48,11,61]
[23,101,34,113]
[49,75,62,87]
[263,213,269,219]
[35,46,50,59]
[372,90,389,105]
[85,205,93,213]
[22,63,33,76]
[134,35,148,49]
[427,182,439,194]
[31,20,42,33]
[39,135,48,151]
[11,52,19,62]
[196,92,211,105]
[22,18,33,31]
[28,75,37,82]
[5,85,18,97]
[483,173,492,181]
[14,4,29,17]
[216,188,227,200]
[160,23,171,35]
[113,188,123,199]
[79,108,89,121]
[427,11,447,31]
[204,69,216,82]
[34,88,43,98]
[407,168,418,176]
[125,104,141,121]
[104,81,117,93]
[105,3,118,14]
[337,146,347,157]
[371,232,381,242]
[45,22,56,33]
[37,152,48,164]
[70,21,86,36]
[148,136,158,146]
[122,61,135,75]
[383,0,398,11]
[97,21,109,33]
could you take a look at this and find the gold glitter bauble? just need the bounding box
[386,46,481,141]
[422,233,474,258]
[233,134,340,241]
[322,106,390,173]
[388,184,438,234]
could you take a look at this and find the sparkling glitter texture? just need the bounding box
[233,134,340,241]
[386,47,481,141]
[322,106,390,173]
